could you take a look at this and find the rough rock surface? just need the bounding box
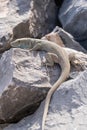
[59,0,87,49]
[28,0,58,38]
[0,0,57,46]
[0,48,61,124]
[0,0,31,43]
[0,0,87,130]
[52,26,87,53]
[3,70,87,130]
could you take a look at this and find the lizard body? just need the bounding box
[11,38,70,130]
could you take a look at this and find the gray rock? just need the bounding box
[59,0,87,42]
[28,0,58,38]
[0,0,31,43]
[3,70,87,130]
[0,48,60,124]
[0,0,57,47]
[52,26,87,53]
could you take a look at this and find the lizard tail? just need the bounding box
[42,66,70,130]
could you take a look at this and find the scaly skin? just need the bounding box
[11,38,70,130]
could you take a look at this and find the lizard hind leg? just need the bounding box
[45,52,59,67]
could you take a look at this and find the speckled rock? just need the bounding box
[59,0,87,49]
[0,0,57,47]
[3,70,87,130]
[52,26,87,53]
[0,0,31,42]
[0,48,60,124]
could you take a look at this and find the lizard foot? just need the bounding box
[72,58,87,71]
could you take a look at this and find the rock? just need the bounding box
[79,40,87,51]
[3,70,87,130]
[54,0,64,7]
[0,0,31,42]
[0,48,60,124]
[59,0,86,40]
[0,0,31,52]
[12,20,30,40]
[0,0,58,53]
[59,0,87,49]
[52,26,87,53]
[28,0,58,38]
[0,0,57,40]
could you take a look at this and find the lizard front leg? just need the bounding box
[29,43,41,51]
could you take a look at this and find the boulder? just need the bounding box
[3,70,87,130]
[0,48,61,124]
[0,0,57,46]
[59,0,87,49]
[28,0,58,38]
[0,0,31,42]
[52,26,87,53]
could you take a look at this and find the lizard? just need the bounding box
[10,38,70,130]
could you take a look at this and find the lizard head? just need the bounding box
[11,38,34,49]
